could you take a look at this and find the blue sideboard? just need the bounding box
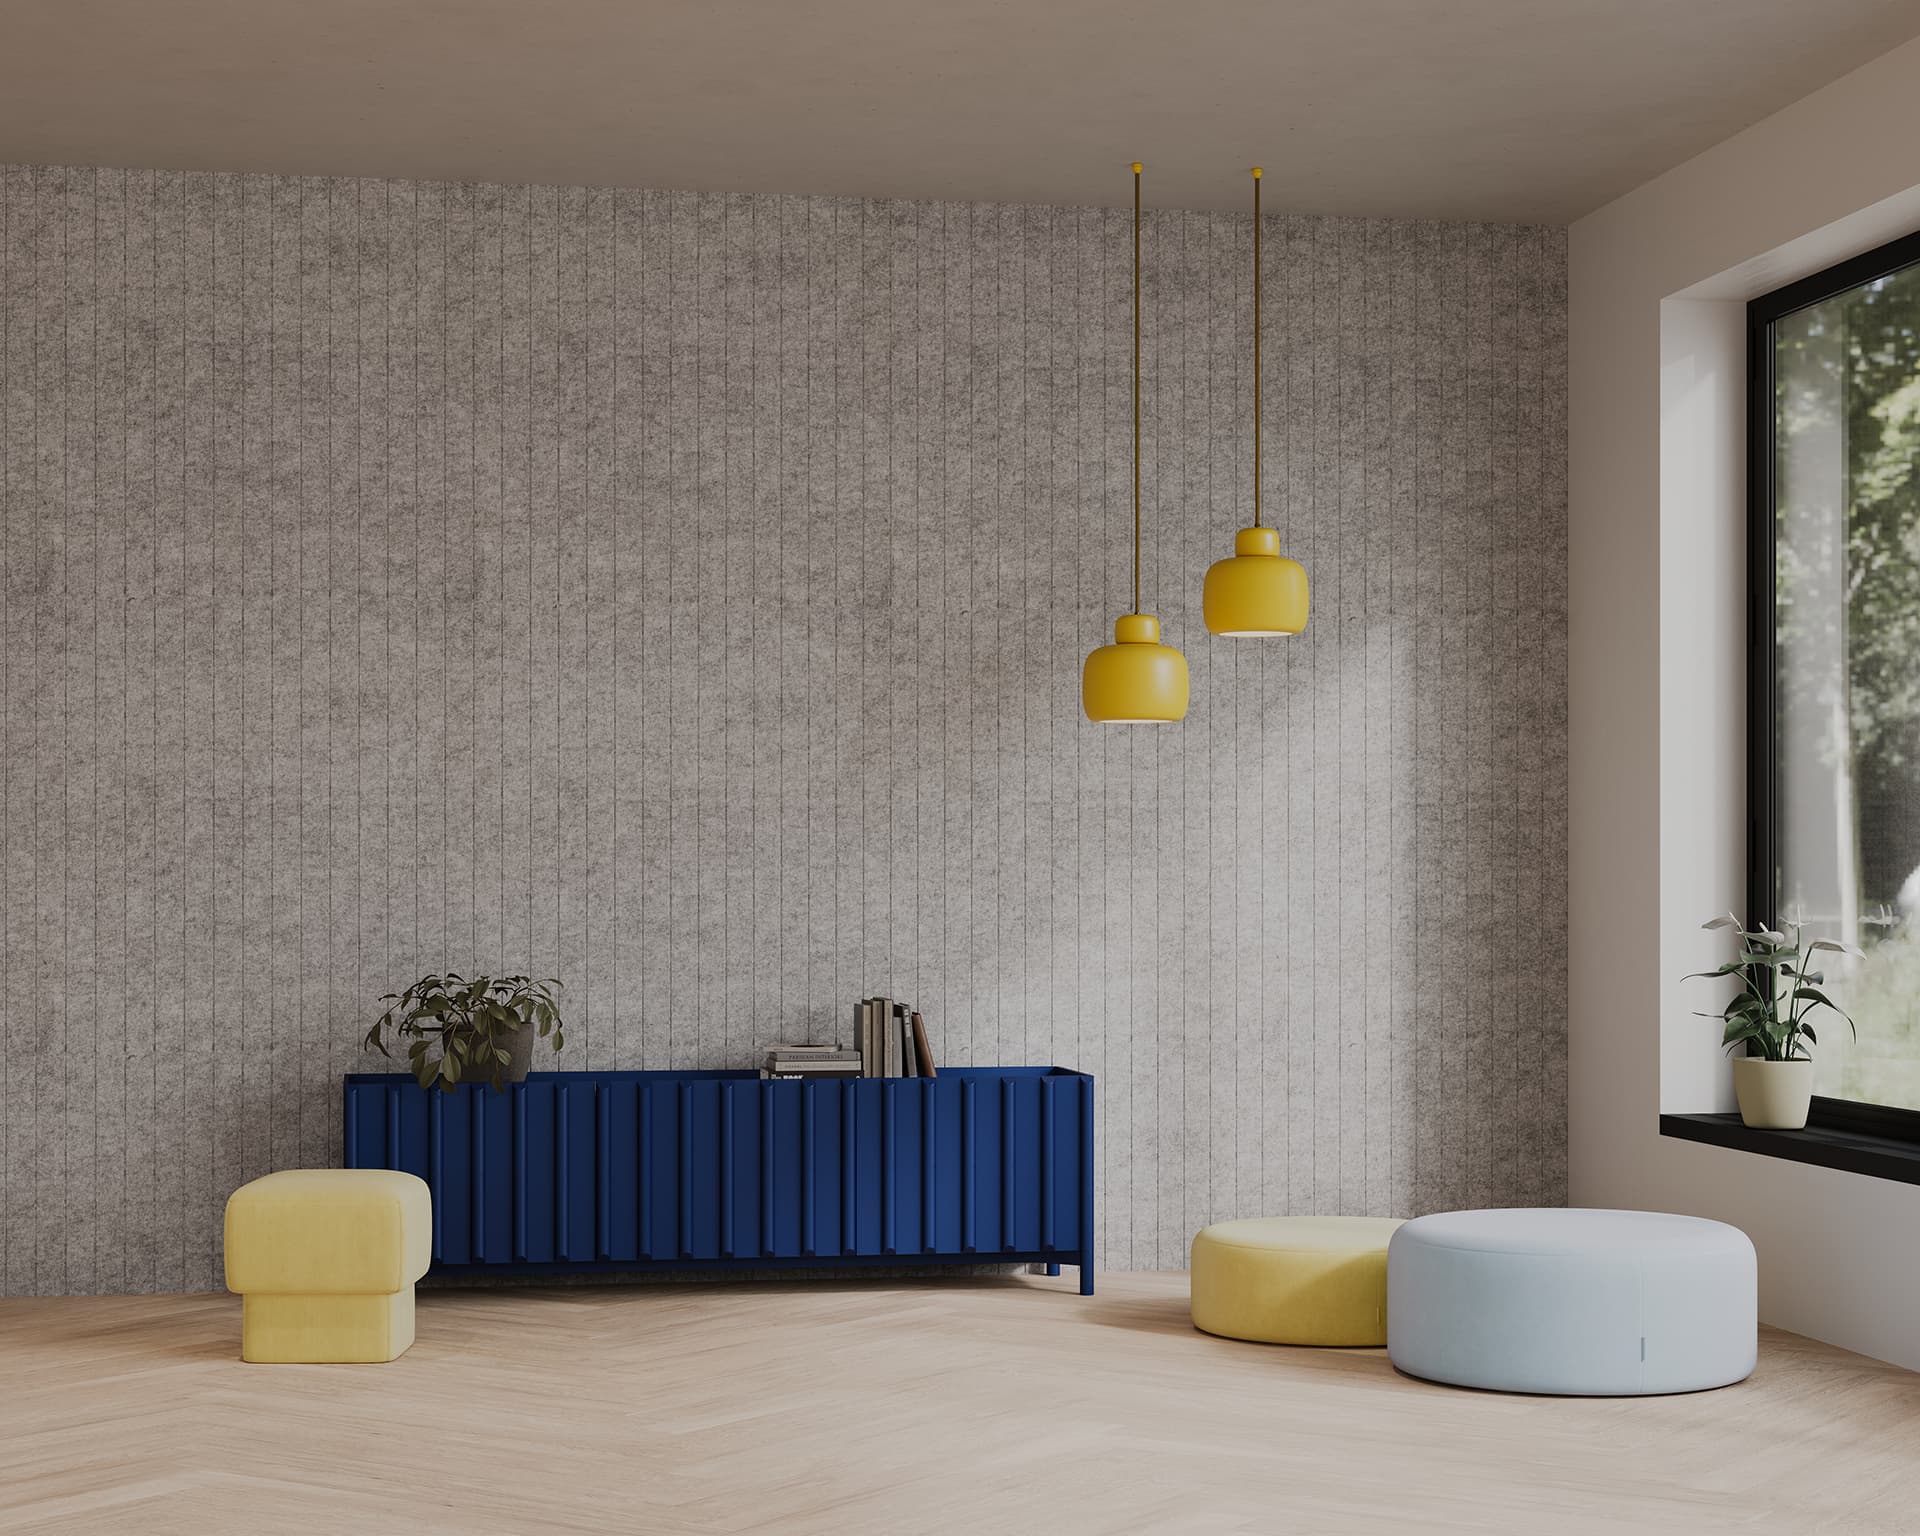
[343,1066,1096,1294]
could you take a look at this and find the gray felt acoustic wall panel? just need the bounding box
[0,164,1566,1296]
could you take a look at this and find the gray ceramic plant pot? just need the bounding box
[497,1021,537,1083]
[446,1023,537,1086]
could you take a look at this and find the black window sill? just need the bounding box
[1660,1113,1920,1186]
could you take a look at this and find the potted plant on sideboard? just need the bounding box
[365,973,566,1091]
[1685,914,1857,1129]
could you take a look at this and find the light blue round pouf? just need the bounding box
[1387,1208,1756,1396]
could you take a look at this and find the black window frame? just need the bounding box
[1748,227,1920,1148]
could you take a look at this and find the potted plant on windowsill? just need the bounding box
[366,973,566,1092]
[1686,915,1858,1129]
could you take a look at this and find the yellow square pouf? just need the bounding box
[1190,1216,1404,1347]
[224,1169,433,1363]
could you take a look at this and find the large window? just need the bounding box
[1751,231,1920,1132]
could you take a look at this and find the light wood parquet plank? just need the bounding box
[0,1273,1913,1535]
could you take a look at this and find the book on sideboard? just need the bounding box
[761,1043,862,1079]
[844,997,938,1079]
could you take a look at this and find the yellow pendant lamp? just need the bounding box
[1083,163,1190,724]
[1203,167,1308,637]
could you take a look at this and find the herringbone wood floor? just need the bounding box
[0,1272,1913,1534]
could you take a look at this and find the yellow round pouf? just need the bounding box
[1190,1216,1405,1347]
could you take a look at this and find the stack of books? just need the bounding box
[761,1044,863,1079]
[853,998,937,1078]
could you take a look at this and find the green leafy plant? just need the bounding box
[1685,914,1858,1062]
[366,974,565,1092]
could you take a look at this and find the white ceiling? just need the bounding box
[6,0,1919,223]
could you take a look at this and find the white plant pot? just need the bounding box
[1732,1057,1814,1130]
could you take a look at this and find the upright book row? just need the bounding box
[856,997,937,1078]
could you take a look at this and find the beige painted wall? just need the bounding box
[1569,35,1920,1370]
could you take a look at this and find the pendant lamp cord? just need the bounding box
[1252,167,1262,528]
[1132,162,1143,614]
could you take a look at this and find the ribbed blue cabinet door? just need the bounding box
[474,1086,515,1264]
[518,1080,558,1263]
[762,1081,806,1257]
[640,1079,677,1261]
[343,1082,378,1167]
[962,1077,1004,1253]
[1042,1076,1083,1255]
[995,1077,1037,1253]
[680,1080,722,1260]
[924,1079,965,1253]
[450,1087,520,1264]
[604,1079,642,1262]
[430,1090,475,1264]
[555,1078,598,1263]
[719,1079,759,1259]
[345,1080,422,1171]
[847,1080,886,1255]
[383,1083,429,1178]
[881,1082,923,1257]
[802,1081,842,1259]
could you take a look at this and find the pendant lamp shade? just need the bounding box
[1083,613,1189,723]
[1082,162,1188,724]
[1203,167,1309,638]
[1204,526,1309,636]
